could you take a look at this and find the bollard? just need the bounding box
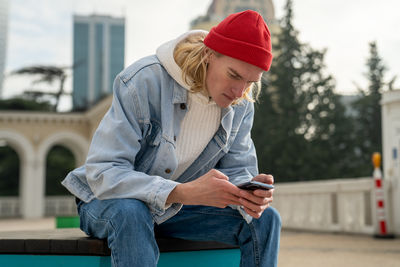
[372,152,394,238]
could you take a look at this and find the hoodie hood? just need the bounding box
[156,30,208,91]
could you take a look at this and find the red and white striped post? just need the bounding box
[372,152,394,238]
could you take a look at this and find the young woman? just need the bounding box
[63,10,281,267]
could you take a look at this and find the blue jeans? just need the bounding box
[77,198,281,267]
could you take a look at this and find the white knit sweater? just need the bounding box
[156,31,221,180]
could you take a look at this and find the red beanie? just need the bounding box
[204,10,273,71]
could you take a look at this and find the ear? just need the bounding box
[203,47,214,64]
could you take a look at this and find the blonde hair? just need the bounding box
[173,33,260,104]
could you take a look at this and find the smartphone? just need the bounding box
[237,181,274,191]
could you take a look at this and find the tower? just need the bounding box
[191,0,277,31]
[73,15,125,110]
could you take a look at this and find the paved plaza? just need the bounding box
[279,230,400,267]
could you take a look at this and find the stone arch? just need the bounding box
[35,131,90,217]
[45,145,76,196]
[0,129,35,169]
[38,131,90,167]
[0,129,36,218]
[38,131,90,192]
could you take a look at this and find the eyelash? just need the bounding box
[228,72,255,87]
[228,73,240,80]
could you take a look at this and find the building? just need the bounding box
[0,0,9,97]
[190,0,280,55]
[0,96,112,218]
[381,89,400,235]
[191,0,277,31]
[73,15,125,110]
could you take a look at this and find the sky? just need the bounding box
[2,0,400,111]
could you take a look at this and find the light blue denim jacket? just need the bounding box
[62,55,259,224]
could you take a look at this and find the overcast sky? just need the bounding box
[3,0,400,111]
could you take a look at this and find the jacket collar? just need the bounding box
[172,83,188,104]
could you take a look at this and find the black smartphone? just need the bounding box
[237,181,274,191]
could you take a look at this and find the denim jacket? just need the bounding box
[62,54,259,224]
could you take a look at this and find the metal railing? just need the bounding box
[0,196,77,218]
[44,196,78,216]
[0,197,20,217]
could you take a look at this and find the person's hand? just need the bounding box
[167,169,242,208]
[238,174,274,218]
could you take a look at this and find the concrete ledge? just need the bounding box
[0,229,238,256]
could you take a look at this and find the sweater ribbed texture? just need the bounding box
[171,92,221,180]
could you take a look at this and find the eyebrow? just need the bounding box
[228,67,261,83]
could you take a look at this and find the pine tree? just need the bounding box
[252,0,353,181]
[351,41,385,176]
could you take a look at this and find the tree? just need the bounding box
[0,146,19,196]
[11,65,70,111]
[46,145,75,196]
[0,97,53,111]
[252,0,353,181]
[351,41,386,176]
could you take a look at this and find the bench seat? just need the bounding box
[0,229,240,266]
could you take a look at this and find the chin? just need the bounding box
[216,101,231,108]
[212,95,232,108]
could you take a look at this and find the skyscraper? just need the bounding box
[0,0,9,98]
[73,15,125,110]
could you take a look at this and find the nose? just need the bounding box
[231,81,248,98]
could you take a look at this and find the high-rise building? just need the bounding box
[0,0,9,98]
[73,15,125,110]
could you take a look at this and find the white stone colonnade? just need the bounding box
[0,96,112,218]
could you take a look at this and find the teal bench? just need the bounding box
[0,229,240,267]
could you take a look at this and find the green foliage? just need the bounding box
[11,65,69,112]
[46,145,75,196]
[252,0,356,182]
[351,41,385,176]
[0,146,19,196]
[0,97,53,111]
